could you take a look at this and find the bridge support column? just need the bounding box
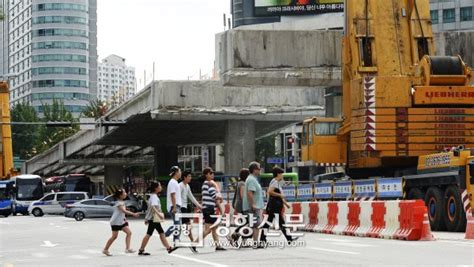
[104,166,125,195]
[225,120,256,175]
[154,145,178,177]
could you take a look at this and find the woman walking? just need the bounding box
[102,189,140,256]
[228,168,250,246]
[138,182,178,255]
[260,167,298,245]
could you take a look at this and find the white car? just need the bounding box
[28,192,89,217]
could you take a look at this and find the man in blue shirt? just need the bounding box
[242,161,265,248]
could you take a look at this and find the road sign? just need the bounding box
[377,177,403,198]
[267,157,284,164]
[354,179,376,198]
[315,182,333,199]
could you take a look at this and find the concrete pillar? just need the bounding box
[225,120,256,175]
[154,145,178,177]
[215,145,225,172]
[104,165,125,195]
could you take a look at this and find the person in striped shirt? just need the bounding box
[193,167,226,251]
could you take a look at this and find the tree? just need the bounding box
[81,99,108,119]
[36,100,79,153]
[11,103,41,159]
[256,134,277,172]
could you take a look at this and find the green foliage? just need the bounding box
[256,134,277,172]
[81,99,108,119]
[36,99,79,152]
[11,103,41,159]
[11,100,79,160]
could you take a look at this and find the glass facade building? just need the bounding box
[1,0,97,116]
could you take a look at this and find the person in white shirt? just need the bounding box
[179,171,201,252]
[165,166,182,244]
[138,182,178,255]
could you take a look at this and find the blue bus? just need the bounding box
[11,175,44,215]
[0,180,14,217]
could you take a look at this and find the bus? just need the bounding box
[0,180,14,217]
[11,174,44,215]
[44,174,95,197]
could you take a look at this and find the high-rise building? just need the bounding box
[97,54,136,105]
[430,0,474,32]
[0,0,97,116]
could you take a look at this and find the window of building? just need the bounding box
[461,7,473,22]
[443,8,456,23]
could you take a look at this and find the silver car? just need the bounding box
[103,194,142,213]
[64,199,113,221]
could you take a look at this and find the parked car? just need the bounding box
[28,192,89,217]
[103,194,142,212]
[65,199,114,221]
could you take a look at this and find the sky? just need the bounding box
[97,0,230,90]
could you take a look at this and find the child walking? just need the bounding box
[103,189,140,256]
[138,182,178,255]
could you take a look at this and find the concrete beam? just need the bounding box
[221,67,341,87]
[215,29,342,86]
[149,81,325,112]
[60,157,154,166]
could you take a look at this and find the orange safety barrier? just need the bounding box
[393,200,426,240]
[367,202,386,238]
[290,202,302,222]
[344,202,361,236]
[465,208,474,239]
[305,202,319,231]
[323,202,338,234]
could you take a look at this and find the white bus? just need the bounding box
[11,175,44,215]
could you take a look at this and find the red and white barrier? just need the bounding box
[286,200,433,241]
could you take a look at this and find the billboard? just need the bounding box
[255,0,344,16]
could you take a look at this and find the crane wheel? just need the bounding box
[443,186,466,232]
[424,187,447,231]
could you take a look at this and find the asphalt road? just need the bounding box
[0,215,473,266]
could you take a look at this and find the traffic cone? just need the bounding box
[419,211,435,241]
[465,209,474,239]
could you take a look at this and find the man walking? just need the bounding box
[179,170,201,252]
[242,161,265,248]
[165,166,183,244]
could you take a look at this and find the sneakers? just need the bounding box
[215,246,226,251]
[102,250,112,256]
[189,246,198,253]
[288,236,299,245]
[138,250,151,256]
[125,249,136,254]
[167,246,178,254]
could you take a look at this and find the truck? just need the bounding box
[299,0,474,231]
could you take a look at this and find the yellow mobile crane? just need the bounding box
[301,0,474,231]
[0,81,14,180]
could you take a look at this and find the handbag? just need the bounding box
[266,188,284,214]
[152,210,165,223]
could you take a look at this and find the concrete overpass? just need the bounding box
[24,80,326,184]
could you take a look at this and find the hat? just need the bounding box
[169,166,180,177]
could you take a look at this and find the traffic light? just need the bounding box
[288,137,295,144]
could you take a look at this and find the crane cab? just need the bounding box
[301,117,346,166]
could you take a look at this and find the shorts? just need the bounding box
[243,209,263,227]
[181,207,191,224]
[203,207,217,224]
[146,220,164,235]
[111,222,129,231]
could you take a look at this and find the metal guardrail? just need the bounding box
[219,177,404,202]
